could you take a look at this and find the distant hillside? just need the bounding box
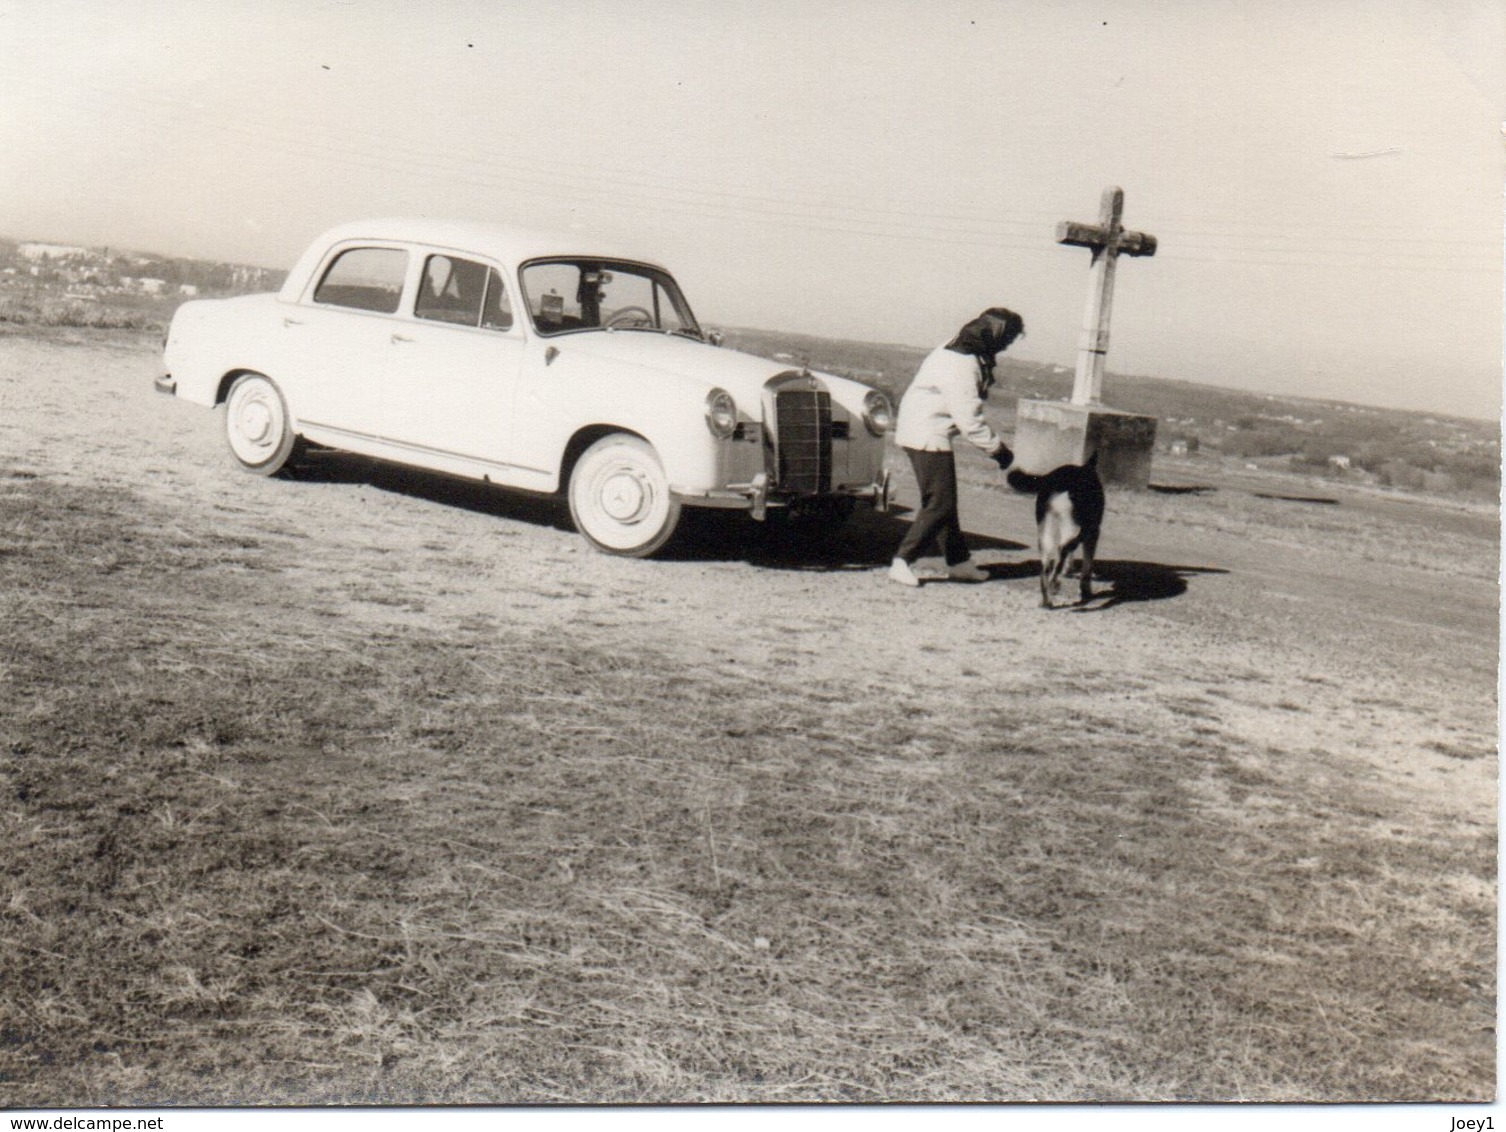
[720,325,1501,502]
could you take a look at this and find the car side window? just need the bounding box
[416,255,514,332]
[416,255,482,326]
[522,262,583,332]
[480,268,513,331]
[313,247,408,314]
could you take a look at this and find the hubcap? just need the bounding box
[600,469,648,522]
[227,379,285,466]
[239,400,273,445]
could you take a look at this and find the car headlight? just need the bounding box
[862,389,895,436]
[705,388,737,439]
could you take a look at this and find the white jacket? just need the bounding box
[894,345,1005,455]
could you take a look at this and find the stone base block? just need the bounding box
[1011,400,1157,489]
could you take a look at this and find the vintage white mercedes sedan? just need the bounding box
[158,218,895,556]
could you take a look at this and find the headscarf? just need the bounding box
[945,307,1025,395]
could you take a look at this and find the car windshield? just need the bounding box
[520,259,701,338]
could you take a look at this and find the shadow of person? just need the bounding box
[1069,559,1229,611]
[666,508,1030,570]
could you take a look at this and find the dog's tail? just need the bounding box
[1007,449,1100,493]
[1006,467,1044,493]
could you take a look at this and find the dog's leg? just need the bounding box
[1053,532,1082,609]
[1038,513,1059,608]
[1077,529,1099,605]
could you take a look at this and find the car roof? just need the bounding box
[308,217,669,271]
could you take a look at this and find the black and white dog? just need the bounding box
[1006,452,1105,608]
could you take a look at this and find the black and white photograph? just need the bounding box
[0,0,1499,1121]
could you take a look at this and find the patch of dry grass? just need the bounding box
[0,295,166,333]
[0,472,1494,1103]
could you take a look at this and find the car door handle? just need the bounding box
[391,333,415,344]
[282,317,303,327]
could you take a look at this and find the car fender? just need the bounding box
[511,345,732,492]
[163,294,296,409]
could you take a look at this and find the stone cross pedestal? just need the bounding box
[1011,186,1161,488]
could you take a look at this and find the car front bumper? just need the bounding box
[672,469,891,520]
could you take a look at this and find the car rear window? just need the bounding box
[313,247,408,314]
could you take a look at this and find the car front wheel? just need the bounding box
[223,373,302,476]
[568,434,682,557]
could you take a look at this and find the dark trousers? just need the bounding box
[895,447,969,566]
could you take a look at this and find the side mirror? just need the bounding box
[706,328,725,347]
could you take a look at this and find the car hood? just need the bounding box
[548,330,873,411]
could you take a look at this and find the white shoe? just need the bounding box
[887,557,921,587]
[947,559,989,582]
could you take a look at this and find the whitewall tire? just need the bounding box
[568,434,682,557]
[223,373,301,476]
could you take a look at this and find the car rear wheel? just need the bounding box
[223,373,302,476]
[568,434,682,557]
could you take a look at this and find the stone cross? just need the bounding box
[1057,186,1157,406]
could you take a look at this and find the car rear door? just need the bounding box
[288,243,413,444]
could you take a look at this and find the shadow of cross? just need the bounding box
[1057,186,1157,406]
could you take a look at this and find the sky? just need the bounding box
[1,0,1501,420]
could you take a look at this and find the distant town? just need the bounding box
[0,236,284,310]
[2,235,1497,501]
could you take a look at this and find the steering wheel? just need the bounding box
[605,306,654,329]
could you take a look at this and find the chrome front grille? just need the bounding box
[774,388,832,494]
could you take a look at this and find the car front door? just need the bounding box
[380,252,523,476]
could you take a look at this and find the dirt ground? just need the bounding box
[0,329,1497,1102]
[4,331,1494,823]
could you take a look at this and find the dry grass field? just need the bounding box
[0,329,1496,1105]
